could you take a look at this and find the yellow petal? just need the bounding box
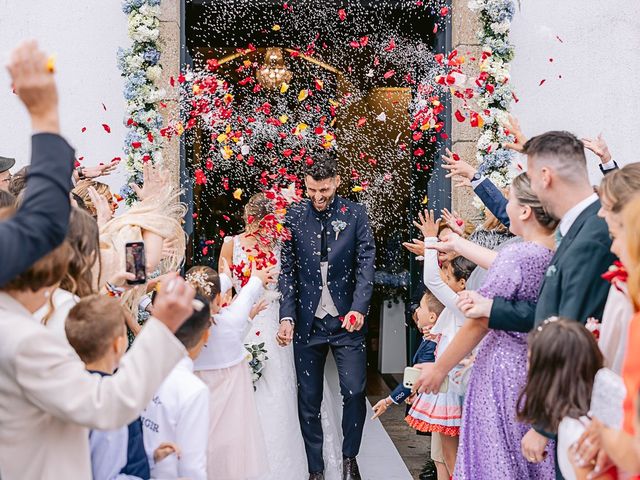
[272,24,281,31]
[279,114,289,124]
[46,55,56,73]
[276,223,283,232]
[217,133,228,143]
[280,82,289,94]
[176,122,184,136]
[193,84,202,95]
[298,89,309,102]
[421,195,429,205]
[352,186,363,193]
[233,188,243,200]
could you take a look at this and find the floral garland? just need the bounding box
[117,0,165,205]
[468,0,517,188]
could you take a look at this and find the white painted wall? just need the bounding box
[509,0,640,179]
[0,0,130,193]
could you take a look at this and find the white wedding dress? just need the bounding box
[231,237,343,479]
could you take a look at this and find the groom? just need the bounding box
[278,153,376,480]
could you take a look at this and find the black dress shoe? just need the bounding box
[343,457,362,480]
[309,472,324,480]
[419,459,437,480]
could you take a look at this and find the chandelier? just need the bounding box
[256,47,292,90]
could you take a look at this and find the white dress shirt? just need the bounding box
[558,193,599,236]
[193,275,264,371]
[142,357,209,480]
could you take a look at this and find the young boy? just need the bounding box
[65,295,150,480]
[371,291,444,418]
[370,291,447,480]
[141,292,212,480]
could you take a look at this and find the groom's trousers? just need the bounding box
[294,315,367,474]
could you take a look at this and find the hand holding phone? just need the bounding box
[125,241,147,285]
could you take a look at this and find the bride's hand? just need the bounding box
[277,320,294,346]
[249,299,269,320]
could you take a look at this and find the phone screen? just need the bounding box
[125,242,146,285]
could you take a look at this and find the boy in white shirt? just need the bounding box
[141,293,212,480]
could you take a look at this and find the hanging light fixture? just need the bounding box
[256,47,292,90]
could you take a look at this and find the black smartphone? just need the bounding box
[125,241,147,285]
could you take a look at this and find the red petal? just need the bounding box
[81,127,87,133]
[102,124,111,133]
[454,110,466,122]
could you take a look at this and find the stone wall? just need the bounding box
[451,0,482,222]
[159,0,182,188]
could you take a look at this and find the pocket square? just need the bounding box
[545,265,557,277]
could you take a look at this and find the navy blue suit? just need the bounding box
[279,196,375,474]
[0,134,74,286]
[389,338,436,405]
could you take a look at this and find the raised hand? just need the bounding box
[219,257,233,279]
[402,238,425,256]
[150,273,196,333]
[441,148,476,181]
[413,209,441,238]
[503,114,527,152]
[425,232,460,255]
[87,186,113,227]
[83,159,120,179]
[441,208,465,236]
[130,163,169,201]
[7,40,59,133]
[581,134,612,164]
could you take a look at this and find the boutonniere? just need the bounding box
[545,265,557,277]
[601,260,628,292]
[331,220,347,240]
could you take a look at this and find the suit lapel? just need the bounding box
[325,196,345,264]
[549,200,601,266]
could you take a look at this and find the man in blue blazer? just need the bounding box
[278,154,375,480]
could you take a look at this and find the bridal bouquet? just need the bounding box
[245,342,268,389]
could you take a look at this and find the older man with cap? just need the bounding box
[0,156,15,192]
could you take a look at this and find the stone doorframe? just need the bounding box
[157,0,481,221]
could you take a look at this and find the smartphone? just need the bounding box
[590,368,626,429]
[125,241,147,285]
[403,366,449,393]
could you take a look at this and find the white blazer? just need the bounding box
[0,292,186,480]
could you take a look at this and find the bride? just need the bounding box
[220,192,342,480]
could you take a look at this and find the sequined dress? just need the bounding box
[454,241,556,480]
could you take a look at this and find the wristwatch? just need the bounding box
[471,171,482,183]
[76,166,86,180]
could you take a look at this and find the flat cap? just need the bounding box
[0,156,15,173]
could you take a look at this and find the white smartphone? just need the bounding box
[403,366,449,393]
[590,368,626,429]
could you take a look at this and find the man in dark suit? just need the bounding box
[278,154,376,480]
[0,40,75,286]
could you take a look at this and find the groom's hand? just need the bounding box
[342,311,364,332]
[276,320,294,346]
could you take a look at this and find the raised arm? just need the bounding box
[426,232,498,270]
[16,276,196,430]
[423,237,459,311]
[0,42,75,285]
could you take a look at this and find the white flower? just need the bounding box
[490,21,510,35]
[146,65,163,83]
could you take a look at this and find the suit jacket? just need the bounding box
[489,200,616,332]
[0,293,186,480]
[472,162,620,230]
[279,196,376,342]
[390,337,436,404]
[0,134,74,286]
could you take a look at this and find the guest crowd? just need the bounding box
[2,38,640,480]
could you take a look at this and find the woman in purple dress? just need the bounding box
[413,173,557,479]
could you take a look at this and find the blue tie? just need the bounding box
[554,228,563,247]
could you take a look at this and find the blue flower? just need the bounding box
[147,0,161,5]
[478,149,514,176]
[143,48,161,65]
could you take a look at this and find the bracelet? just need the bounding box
[77,166,86,180]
